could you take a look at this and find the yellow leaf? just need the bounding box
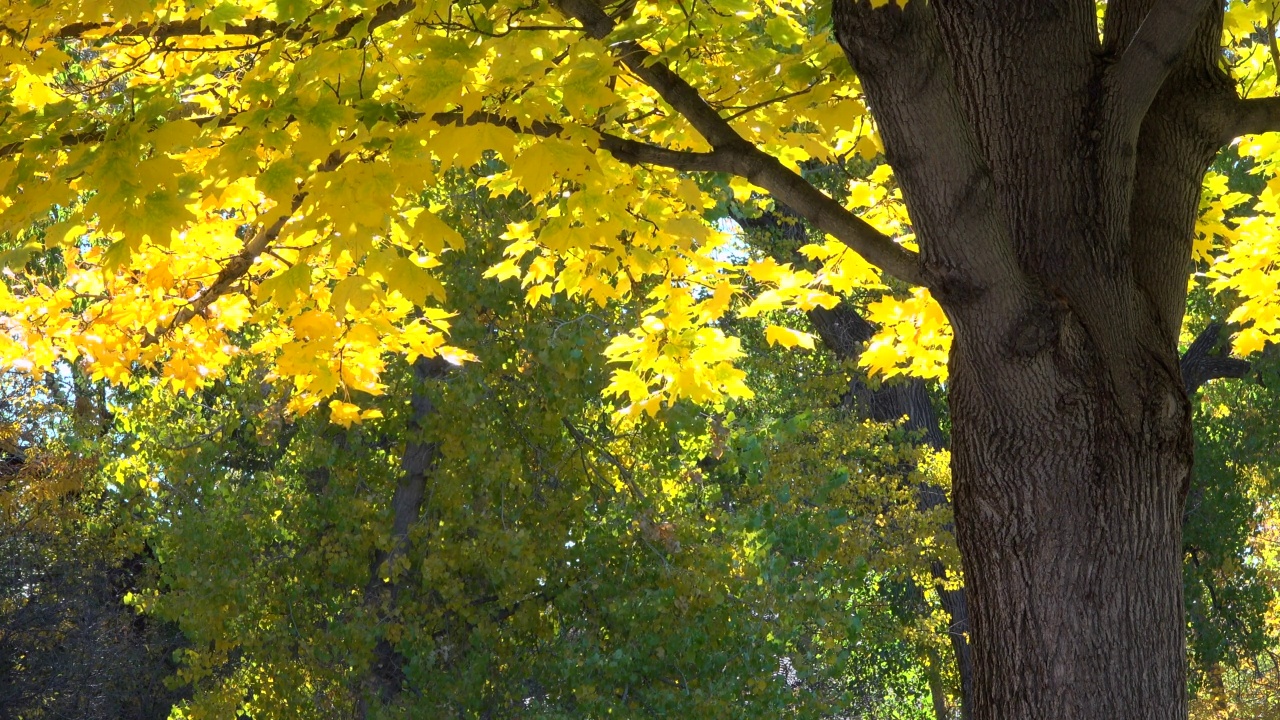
[606,369,652,403]
[410,212,466,255]
[328,400,377,427]
[291,310,341,341]
[764,325,815,350]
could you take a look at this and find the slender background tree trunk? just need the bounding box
[809,303,975,717]
[357,356,449,717]
[740,210,975,716]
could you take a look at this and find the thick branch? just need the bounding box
[833,1,1025,305]
[553,0,923,287]
[597,134,732,172]
[0,130,102,160]
[556,0,744,149]
[0,108,726,177]
[1123,0,1232,343]
[431,110,733,172]
[1109,0,1214,134]
[0,113,233,160]
[52,17,294,40]
[1224,96,1280,141]
[1180,322,1250,395]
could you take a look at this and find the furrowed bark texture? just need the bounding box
[833,1,1235,718]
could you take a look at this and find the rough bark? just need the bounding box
[357,356,449,717]
[831,1,1238,717]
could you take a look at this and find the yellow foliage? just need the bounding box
[14,0,1280,417]
[0,0,910,422]
[764,325,816,350]
[860,289,951,381]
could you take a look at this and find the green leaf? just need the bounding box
[0,242,40,270]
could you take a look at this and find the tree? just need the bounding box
[830,3,1233,717]
[5,0,1280,718]
[735,200,977,716]
[0,376,188,719]
[56,169,955,718]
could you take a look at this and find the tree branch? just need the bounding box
[0,113,234,160]
[555,0,740,149]
[597,134,732,172]
[1120,0,1231,344]
[1180,322,1250,395]
[562,418,650,506]
[142,150,346,346]
[0,130,103,161]
[51,17,294,40]
[1224,96,1280,141]
[430,110,733,173]
[553,0,923,287]
[24,0,924,285]
[1109,0,1214,135]
[833,0,1022,302]
[0,108,726,176]
[21,0,923,285]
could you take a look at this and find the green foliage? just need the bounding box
[1184,340,1280,687]
[0,379,188,719]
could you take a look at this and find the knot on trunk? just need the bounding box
[1006,301,1062,358]
[921,262,987,307]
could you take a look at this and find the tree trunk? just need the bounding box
[927,648,954,720]
[357,356,449,717]
[948,327,1192,719]
[810,303,975,717]
[832,1,1239,717]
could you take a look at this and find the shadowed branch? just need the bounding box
[1181,322,1251,395]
